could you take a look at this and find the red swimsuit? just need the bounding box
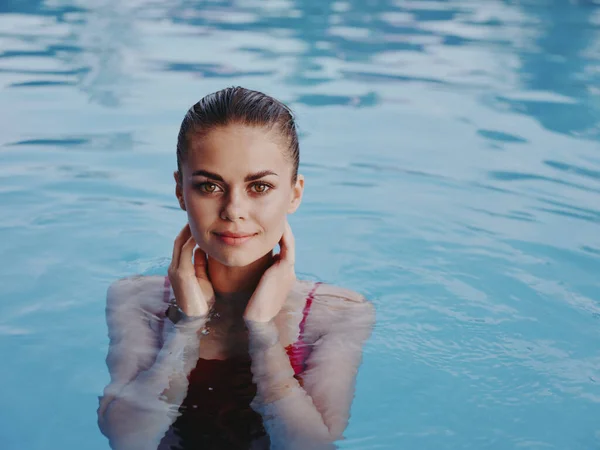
[158,277,320,450]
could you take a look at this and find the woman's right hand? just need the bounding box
[167,224,214,317]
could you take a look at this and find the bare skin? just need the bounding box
[97,124,376,450]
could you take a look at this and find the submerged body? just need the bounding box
[98,275,374,449]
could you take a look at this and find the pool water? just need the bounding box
[1,0,599,449]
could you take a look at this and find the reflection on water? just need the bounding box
[504,0,600,138]
[0,0,599,449]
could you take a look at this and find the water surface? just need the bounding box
[1,0,599,449]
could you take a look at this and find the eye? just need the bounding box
[250,182,272,194]
[195,182,221,194]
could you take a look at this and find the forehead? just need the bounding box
[186,124,289,176]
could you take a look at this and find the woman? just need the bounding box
[97,87,376,450]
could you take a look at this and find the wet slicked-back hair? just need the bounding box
[176,86,299,183]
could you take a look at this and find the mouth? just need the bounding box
[213,232,258,246]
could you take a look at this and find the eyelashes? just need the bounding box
[194,182,220,194]
[250,182,273,194]
[193,181,274,195]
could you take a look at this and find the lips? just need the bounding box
[216,232,254,238]
[214,231,257,246]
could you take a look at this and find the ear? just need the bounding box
[173,171,186,211]
[287,174,304,214]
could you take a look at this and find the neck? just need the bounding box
[207,251,274,315]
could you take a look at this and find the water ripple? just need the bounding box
[1,0,600,449]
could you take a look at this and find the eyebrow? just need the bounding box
[191,169,279,182]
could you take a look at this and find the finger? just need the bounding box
[179,235,197,271]
[193,247,208,279]
[279,221,295,265]
[171,224,191,269]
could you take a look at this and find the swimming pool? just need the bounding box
[1,0,599,448]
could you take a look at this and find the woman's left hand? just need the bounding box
[244,221,296,323]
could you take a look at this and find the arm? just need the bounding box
[97,278,208,450]
[247,296,375,450]
[99,225,214,449]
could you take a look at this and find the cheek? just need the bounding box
[255,196,288,228]
[183,197,214,241]
[253,203,287,252]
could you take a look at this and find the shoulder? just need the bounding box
[299,280,375,334]
[106,274,168,317]
[312,282,371,307]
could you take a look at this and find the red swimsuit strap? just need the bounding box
[286,281,322,376]
[299,281,321,336]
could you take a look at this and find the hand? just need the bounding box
[167,224,214,317]
[244,221,296,323]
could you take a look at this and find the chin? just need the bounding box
[209,248,266,268]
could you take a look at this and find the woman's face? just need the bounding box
[175,124,304,267]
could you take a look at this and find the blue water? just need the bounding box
[1,0,599,449]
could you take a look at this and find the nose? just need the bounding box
[220,190,247,221]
